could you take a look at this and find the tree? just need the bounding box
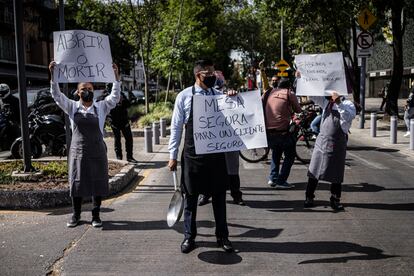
[373,0,414,115]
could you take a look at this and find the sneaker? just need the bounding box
[275,182,294,189]
[232,197,246,206]
[198,195,210,206]
[91,217,103,228]
[404,131,410,137]
[67,216,80,228]
[267,180,277,187]
[330,196,344,211]
[304,197,314,208]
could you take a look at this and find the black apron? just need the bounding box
[180,86,229,195]
[68,106,109,197]
[308,103,347,183]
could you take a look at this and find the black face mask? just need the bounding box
[80,90,94,102]
[271,81,278,87]
[325,96,332,101]
[202,76,217,88]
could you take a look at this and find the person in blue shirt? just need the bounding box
[168,59,236,254]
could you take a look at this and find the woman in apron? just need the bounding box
[49,61,121,227]
[168,60,236,254]
[304,92,356,211]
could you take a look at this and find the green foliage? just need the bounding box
[134,102,173,128]
[0,161,68,185]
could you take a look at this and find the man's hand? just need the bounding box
[113,63,120,81]
[49,61,56,78]
[168,159,177,171]
[331,91,341,104]
[227,89,238,96]
[259,59,265,70]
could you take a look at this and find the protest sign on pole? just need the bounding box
[295,52,348,96]
[193,90,268,154]
[53,30,115,83]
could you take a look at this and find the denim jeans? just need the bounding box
[310,114,322,134]
[267,132,296,184]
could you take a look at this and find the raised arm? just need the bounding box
[49,61,76,116]
[100,64,122,114]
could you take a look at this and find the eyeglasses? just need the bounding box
[198,70,215,77]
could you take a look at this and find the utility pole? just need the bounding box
[13,0,32,172]
[281,20,284,60]
[59,0,72,156]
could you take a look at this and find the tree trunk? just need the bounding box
[351,21,360,102]
[386,2,404,117]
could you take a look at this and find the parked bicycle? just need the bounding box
[239,104,320,164]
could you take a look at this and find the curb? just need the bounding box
[0,159,137,209]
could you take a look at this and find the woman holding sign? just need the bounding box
[49,61,121,228]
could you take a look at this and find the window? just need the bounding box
[0,36,16,61]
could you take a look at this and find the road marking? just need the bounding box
[347,152,388,170]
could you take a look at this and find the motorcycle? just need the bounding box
[11,103,66,159]
[0,104,20,151]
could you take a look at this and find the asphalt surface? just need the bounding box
[1,97,414,275]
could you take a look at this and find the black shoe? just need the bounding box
[91,217,103,228]
[233,197,245,206]
[116,155,123,160]
[181,238,195,254]
[330,196,344,211]
[304,197,314,208]
[217,238,234,253]
[67,215,80,228]
[127,157,138,163]
[198,195,210,206]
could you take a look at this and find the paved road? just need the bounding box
[2,128,413,275]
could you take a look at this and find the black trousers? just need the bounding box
[72,196,102,219]
[305,177,342,199]
[229,175,242,200]
[184,192,228,240]
[112,123,133,159]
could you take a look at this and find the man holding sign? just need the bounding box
[168,59,236,254]
[295,52,356,211]
[49,30,121,228]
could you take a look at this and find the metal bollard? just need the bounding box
[370,112,377,137]
[160,118,167,137]
[410,119,414,150]
[144,126,153,152]
[390,115,397,144]
[152,122,160,145]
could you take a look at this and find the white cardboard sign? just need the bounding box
[53,30,115,83]
[193,90,268,154]
[295,52,348,96]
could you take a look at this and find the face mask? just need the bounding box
[325,96,332,101]
[271,81,278,87]
[80,90,94,102]
[202,75,217,88]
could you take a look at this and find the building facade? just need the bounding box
[367,19,414,98]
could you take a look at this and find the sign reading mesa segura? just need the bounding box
[53,30,115,83]
[193,90,268,154]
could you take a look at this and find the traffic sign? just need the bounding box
[277,72,288,77]
[358,8,377,30]
[357,48,373,58]
[276,59,290,72]
[357,31,374,49]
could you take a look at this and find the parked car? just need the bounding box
[131,90,145,104]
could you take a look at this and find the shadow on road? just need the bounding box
[347,145,399,153]
[243,199,414,212]
[196,241,395,265]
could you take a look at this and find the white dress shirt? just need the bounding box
[310,96,356,134]
[168,84,221,160]
[50,81,121,135]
